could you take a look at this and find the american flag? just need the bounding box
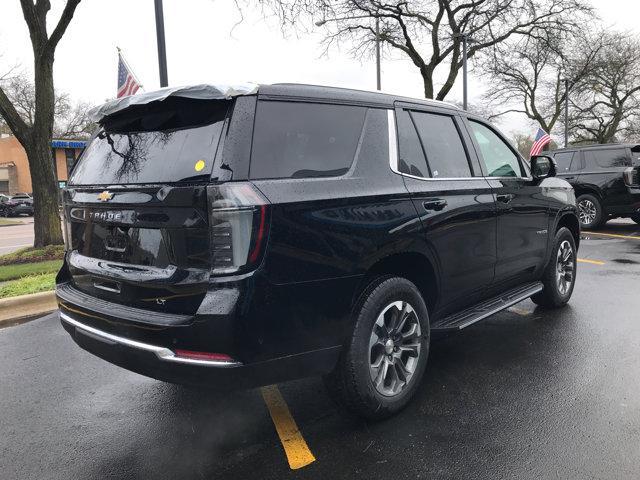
[530,128,551,157]
[117,51,141,98]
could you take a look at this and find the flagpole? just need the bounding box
[116,46,144,91]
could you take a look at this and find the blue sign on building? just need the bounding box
[51,140,87,149]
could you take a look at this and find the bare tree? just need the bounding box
[484,29,600,135]
[54,95,94,139]
[0,0,82,247]
[569,32,640,144]
[255,0,592,100]
[0,73,93,139]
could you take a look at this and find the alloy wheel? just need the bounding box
[369,301,422,397]
[556,240,575,296]
[578,199,597,226]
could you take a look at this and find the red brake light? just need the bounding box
[174,350,234,362]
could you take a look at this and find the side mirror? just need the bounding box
[531,155,556,180]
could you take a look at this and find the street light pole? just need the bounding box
[564,78,569,148]
[462,34,468,111]
[375,17,381,90]
[154,0,169,88]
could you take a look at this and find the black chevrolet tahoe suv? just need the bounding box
[551,144,640,228]
[57,83,580,419]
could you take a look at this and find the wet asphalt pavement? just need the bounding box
[2,221,640,479]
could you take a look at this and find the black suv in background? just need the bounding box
[57,84,580,419]
[552,144,640,228]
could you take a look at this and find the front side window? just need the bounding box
[584,149,630,169]
[250,101,367,179]
[469,121,523,177]
[554,152,576,173]
[410,111,471,178]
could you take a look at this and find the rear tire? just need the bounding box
[631,214,640,225]
[532,227,577,308]
[324,276,430,420]
[576,194,604,229]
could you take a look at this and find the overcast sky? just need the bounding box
[0,0,638,139]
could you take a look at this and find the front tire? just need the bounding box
[324,276,430,420]
[532,227,577,308]
[631,214,640,225]
[577,194,604,229]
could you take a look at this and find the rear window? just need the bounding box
[249,101,367,179]
[69,99,229,185]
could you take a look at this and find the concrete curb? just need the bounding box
[0,290,57,325]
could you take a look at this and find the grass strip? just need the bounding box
[0,259,62,282]
[0,272,57,299]
[0,218,22,226]
[0,245,64,266]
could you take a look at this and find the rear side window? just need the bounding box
[584,149,630,169]
[250,101,367,179]
[554,152,576,173]
[410,111,471,178]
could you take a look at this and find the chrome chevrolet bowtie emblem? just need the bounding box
[97,191,113,202]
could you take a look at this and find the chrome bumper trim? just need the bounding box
[60,312,241,367]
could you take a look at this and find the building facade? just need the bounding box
[0,135,86,194]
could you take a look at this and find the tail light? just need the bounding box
[207,183,270,276]
[624,167,639,186]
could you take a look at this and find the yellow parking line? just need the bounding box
[582,231,640,240]
[261,385,316,470]
[577,258,605,265]
[508,307,531,316]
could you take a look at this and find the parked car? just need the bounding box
[56,84,580,419]
[551,144,640,228]
[0,193,34,217]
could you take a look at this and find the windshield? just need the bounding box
[69,100,229,185]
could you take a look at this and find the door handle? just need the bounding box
[423,199,447,211]
[564,176,576,180]
[496,193,515,204]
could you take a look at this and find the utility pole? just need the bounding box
[154,0,169,87]
[564,78,569,148]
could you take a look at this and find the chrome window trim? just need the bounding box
[60,312,242,367]
[387,109,399,173]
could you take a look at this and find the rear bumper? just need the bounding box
[60,310,341,389]
[57,270,346,389]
